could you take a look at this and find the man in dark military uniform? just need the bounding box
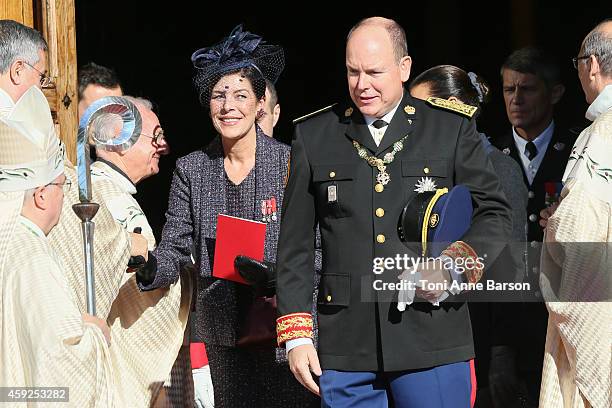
[275,17,511,407]
[491,47,578,406]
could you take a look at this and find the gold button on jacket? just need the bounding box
[375,208,385,217]
[276,92,514,373]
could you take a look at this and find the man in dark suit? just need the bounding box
[276,17,511,407]
[491,47,578,406]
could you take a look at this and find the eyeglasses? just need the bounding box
[23,61,54,88]
[572,54,595,69]
[46,179,72,193]
[140,125,166,145]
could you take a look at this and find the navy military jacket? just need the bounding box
[277,92,512,371]
[491,125,577,372]
[492,126,576,244]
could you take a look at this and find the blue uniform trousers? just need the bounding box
[320,360,475,408]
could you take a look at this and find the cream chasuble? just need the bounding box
[1,216,117,407]
[539,85,612,408]
[89,160,190,407]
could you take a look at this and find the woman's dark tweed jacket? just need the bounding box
[141,129,319,358]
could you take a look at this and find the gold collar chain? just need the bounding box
[352,135,408,185]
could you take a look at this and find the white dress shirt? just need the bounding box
[363,101,401,146]
[512,121,554,185]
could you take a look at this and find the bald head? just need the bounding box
[581,19,612,78]
[591,19,612,35]
[347,17,408,62]
[576,19,612,104]
[345,17,412,118]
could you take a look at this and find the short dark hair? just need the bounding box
[500,47,562,89]
[265,79,278,108]
[78,62,122,99]
[348,17,408,61]
[410,65,489,117]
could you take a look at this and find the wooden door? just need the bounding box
[1,0,77,164]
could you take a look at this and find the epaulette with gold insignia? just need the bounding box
[426,97,477,119]
[292,103,337,125]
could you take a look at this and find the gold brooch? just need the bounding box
[404,105,416,115]
[345,107,353,117]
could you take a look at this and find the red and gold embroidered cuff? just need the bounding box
[441,240,483,284]
[276,312,313,346]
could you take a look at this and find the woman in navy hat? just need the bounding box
[137,25,318,407]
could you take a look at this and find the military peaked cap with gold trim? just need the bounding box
[398,184,472,257]
[426,97,477,119]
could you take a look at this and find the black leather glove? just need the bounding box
[488,345,528,408]
[234,255,275,297]
[130,251,157,287]
[126,227,157,287]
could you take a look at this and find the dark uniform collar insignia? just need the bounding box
[553,142,565,151]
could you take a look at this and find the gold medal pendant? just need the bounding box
[376,165,390,185]
[352,135,408,188]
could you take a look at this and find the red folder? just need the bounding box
[212,214,267,284]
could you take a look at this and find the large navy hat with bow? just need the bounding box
[191,24,284,106]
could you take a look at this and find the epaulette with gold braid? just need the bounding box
[426,97,477,119]
[292,103,337,125]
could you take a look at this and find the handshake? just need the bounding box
[234,255,276,297]
[126,228,156,285]
[126,227,276,293]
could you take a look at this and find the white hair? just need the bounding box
[583,19,612,76]
[0,20,48,73]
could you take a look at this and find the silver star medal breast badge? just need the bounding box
[414,177,437,193]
